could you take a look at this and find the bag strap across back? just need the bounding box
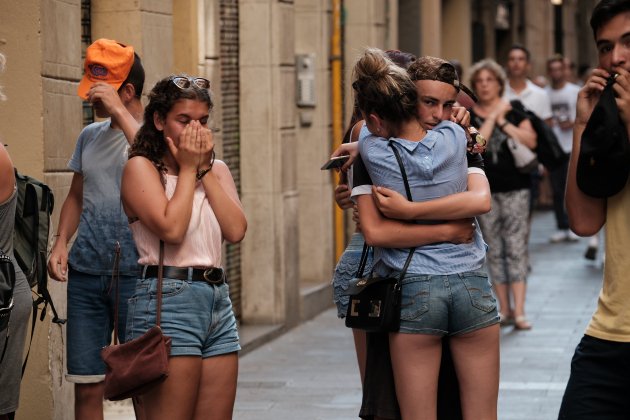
[355,140,416,281]
[112,240,164,345]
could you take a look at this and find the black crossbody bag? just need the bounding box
[345,141,416,333]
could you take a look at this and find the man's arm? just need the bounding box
[47,173,83,281]
[565,69,609,236]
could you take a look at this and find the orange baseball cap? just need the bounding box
[77,39,134,99]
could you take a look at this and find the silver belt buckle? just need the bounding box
[203,268,223,284]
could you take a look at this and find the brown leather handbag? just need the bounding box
[101,241,172,401]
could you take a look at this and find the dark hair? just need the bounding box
[384,50,417,70]
[590,0,630,38]
[352,48,418,128]
[129,75,213,176]
[119,53,145,98]
[508,44,531,62]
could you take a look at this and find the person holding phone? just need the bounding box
[351,48,499,420]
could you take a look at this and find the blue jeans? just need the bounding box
[398,271,499,335]
[126,276,240,358]
[66,268,136,382]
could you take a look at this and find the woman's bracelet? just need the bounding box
[196,167,212,180]
[196,150,216,180]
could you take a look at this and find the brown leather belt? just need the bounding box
[142,265,225,285]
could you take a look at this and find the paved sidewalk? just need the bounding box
[105,210,604,419]
[233,210,604,420]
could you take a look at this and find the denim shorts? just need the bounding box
[66,268,136,383]
[332,233,373,318]
[398,270,499,336]
[126,276,240,358]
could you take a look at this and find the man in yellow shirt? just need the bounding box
[560,1,630,418]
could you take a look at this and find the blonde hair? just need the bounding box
[469,58,507,97]
[0,53,6,101]
[352,48,417,125]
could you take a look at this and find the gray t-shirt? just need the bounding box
[67,120,139,276]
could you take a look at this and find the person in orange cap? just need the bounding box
[47,38,144,420]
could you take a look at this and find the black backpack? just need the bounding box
[510,100,568,171]
[13,170,65,373]
[0,249,15,363]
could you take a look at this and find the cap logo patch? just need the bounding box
[89,64,108,79]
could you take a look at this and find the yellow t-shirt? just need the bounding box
[586,180,630,342]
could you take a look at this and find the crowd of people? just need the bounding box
[330,1,630,419]
[1,1,629,419]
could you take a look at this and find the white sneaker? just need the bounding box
[567,231,580,242]
[549,230,568,243]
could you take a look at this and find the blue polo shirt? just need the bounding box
[358,120,486,275]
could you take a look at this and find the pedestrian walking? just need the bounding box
[546,55,581,243]
[46,39,144,420]
[121,74,246,419]
[559,1,630,417]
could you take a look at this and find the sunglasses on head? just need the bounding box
[170,76,211,90]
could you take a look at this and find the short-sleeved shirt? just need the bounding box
[67,120,139,276]
[586,179,630,342]
[504,79,553,120]
[354,121,486,276]
[546,82,581,154]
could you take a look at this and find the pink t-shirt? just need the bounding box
[129,174,222,267]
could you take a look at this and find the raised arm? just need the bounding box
[357,195,475,248]
[199,160,247,244]
[121,123,203,244]
[565,68,610,235]
[87,82,141,144]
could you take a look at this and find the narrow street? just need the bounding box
[104,209,604,420]
[233,210,603,420]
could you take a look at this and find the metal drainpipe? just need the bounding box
[331,0,345,261]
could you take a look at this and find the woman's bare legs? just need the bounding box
[352,329,367,384]
[494,282,512,321]
[389,332,442,420]
[141,353,238,420]
[511,281,531,329]
[141,356,202,420]
[193,352,238,420]
[450,324,500,420]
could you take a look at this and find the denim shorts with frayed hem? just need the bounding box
[66,268,137,382]
[332,232,373,318]
[398,271,499,336]
[126,277,240,358]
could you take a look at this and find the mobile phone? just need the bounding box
[320,155,350,170]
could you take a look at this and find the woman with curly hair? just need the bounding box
[121,75,247,419]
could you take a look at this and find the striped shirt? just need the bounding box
[357,120,486,275]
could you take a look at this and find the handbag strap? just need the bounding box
[388,140,416,283]
[112,240,165,345]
